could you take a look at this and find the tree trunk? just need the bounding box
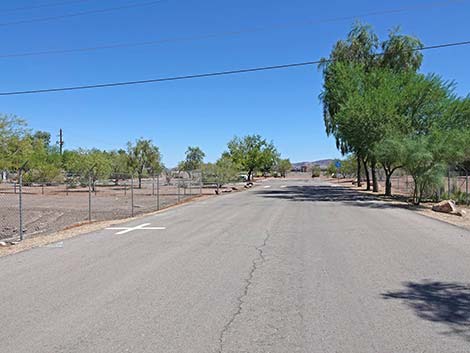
[362,159,370,191]
[138,174,142,189]
[384,169,392,196]
[371,159,378,193]
[412,176,419,205]
[248,170,253,182]
[356,156,362,187]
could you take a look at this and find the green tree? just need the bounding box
[127,139,162,188]
[311,165,321,178]
[226,135,276,181]
[32,131,51,149]
[326,161,338,177]
[401,136,442,205]
[180,146,205,176]
[374,137,405,196]
[27,140,62,183]
[339,155,357,178]
[215,153,240,185]
[106,149,130,185]
[259,143,280,177]
[0,115,30,172]
[277,159,292,178]
[202,153,240,186]
[319,22,423,191]
[63,149,113,190]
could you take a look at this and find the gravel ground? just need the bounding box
[0,181,241,241]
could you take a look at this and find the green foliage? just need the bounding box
[127,139,162,188]
[319,22,463,198]
[319,22,423,155]
[180,146,205,172]
[277,159,292,177]
[108,149,130,177]
[450,190,469,206]
[226,135,278,180]
[26,139,62,183]
[63,149,113,184]
[202,154,240,186]
[311,165,321,178]
[0,115,30,171]
[215,154,240,184]
[326,161,338,177]
[326,155,356,178]
[400,134,455,204]
[339,155,356,177]
[260,144,280,176]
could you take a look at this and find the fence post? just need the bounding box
[177,180,181,203]
[466,169,469,205]
[88,174,92,222]
[131,174,134,217]
[157,173,160,210]
[19,168,24,241]
[199,171,202,195]
[152,172,155,196]
[189,174,192,197]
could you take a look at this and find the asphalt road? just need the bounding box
[1,178,470,353]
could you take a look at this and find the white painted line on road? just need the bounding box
[263,185,271,189]
[106,223,166,235]
[280,185,287,188]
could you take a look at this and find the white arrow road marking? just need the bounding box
[106,223,166,235]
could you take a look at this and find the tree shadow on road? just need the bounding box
[382,280,470,341]
[255,184,412,210]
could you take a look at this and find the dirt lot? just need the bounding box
[0,179,236,241]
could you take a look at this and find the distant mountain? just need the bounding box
[292,159,333,171]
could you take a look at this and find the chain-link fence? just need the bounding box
[0,170,211,241]
[0,176,21,241]
[375,168,469,203]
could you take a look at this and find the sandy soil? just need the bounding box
[0,180,238,241]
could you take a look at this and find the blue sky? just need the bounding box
[1,0,470,167]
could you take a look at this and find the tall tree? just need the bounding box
[319,22,424,192]
[259,142,280,177]
[0,115,29,172]
[180,146,205,175]
[226,135,277,181]
[127,139,161,189]
[277,159,292,178]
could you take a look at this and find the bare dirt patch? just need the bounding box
[0,180,241,242]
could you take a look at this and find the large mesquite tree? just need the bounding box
[319,23,424,192]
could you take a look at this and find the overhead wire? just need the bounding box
[0,40,469,96]
[0,0,465,58]
[0,0,168,27]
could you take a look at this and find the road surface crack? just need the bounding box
[217,231,271,353]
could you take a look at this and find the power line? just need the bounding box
[1,40,469,97]
[0,0,465,57]
[0,0,94,14]
[0,0,167,27]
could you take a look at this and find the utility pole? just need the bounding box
[59,129,64,155]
